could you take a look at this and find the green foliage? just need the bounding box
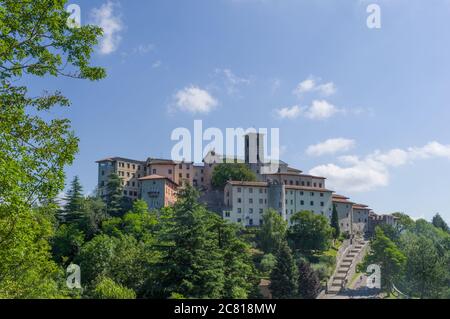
[330,204,340,240]
[362,227,406,292]
[257,209,288,254]
[211,163,256,189]
[105,173,131,217]
[0,0,105,297]
[63,176,84,224]
[400,234,448,298]
[297,259,321,299]
[90,277,136,299]
[154,186,226,298]
[269,242,298,299]
[432,213,449,233]
[289,211,333,255]
[259,254,277,275]
[52,223,85,265]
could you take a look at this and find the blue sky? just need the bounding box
[30,0,450,223]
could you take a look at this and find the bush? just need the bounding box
[91,277,136,299]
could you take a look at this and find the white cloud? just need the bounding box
[91,1,123,55]
[275,105,302,119]
[173,86,218,114]
[152,60,162,68]
[307,138,356,156]
[293,77,337,97]
[215,68,250,95]
[309,141,450,193]
[305,100,341,119]
[275,100,343,120]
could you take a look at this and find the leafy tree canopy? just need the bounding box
[211,163,256,189]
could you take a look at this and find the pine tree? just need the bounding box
[63,176,84,224]
[270,241,298,299]
[432,213,449,233]
[297,259,321,299]
[331,204,340,240]
[154,185,226,299]
[105,173,126,217]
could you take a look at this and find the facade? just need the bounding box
[332,194,354,235]
[352,204,371,235]
[368,212,399,236]
[223,180,334,227]
[139,175,178,210]
[97,157,146,200]
[96,134,393,236]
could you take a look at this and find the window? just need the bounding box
[179,173,182,178]
[132,164,135,169]
[296,181,299,186]
[237,188,242,193]
[225,212,231,217]
[259,209,263,214]
[249,219,254,226]
[259,199,263,204]
[291,200,294,205]
[186,165,190,170]
[179,164,183,169]
[169,169,172,174]
[301,200,305,205]
[319,183,323,188]
[300,191,304,196]
[307,182,311,187]
[127,163,130,169]
[249,208,253,214]
[101,170,105,176]
[237,208,242,214]
[320,193,324,197]
[320,202,324,207]
[237,218,242,223]
[238,198,242,203]
[132,182,135,187]
[310,201,314,206]
[186,174,190,178]
[124,190,128,195]
[314,183,317,187]
[311,192,314,196]
[259,188,263,194]
[301,181,305,186]
[153,169,156,174]
[249,188,253,193]
[249,198,253,204]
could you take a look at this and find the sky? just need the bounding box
[29,0,450,224]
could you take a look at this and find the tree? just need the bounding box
[260,254,277,275]
[289,211,333,255]
[392,212,415,233]
[401,234,448,299]
[153,185,225,299]
[218,220,258,299]
[52,223,85,265]
[105,173,131,217]
[257,209,288,254]
[0,0,105,297]
[432,214,449,233]
[297,259,321,299]
[270,242,298,299]
[211,163,256,189]
[90,277,136,299]
[362,227,406,292]
[330,204,340,240]
[79,196,108,240]
[63,176,84,224]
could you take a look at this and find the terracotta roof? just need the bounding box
[333,198,355,204]
[96,157,145,164]
[299,174,327,180]
[226,181,333,192]
[287,167,303,173]
[353,204,371,210]
[285,185,333,193]
[333,194,350,200]
[138,175,178,186]
[227,181,268,187]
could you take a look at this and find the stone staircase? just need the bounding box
[327,239,368,295]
